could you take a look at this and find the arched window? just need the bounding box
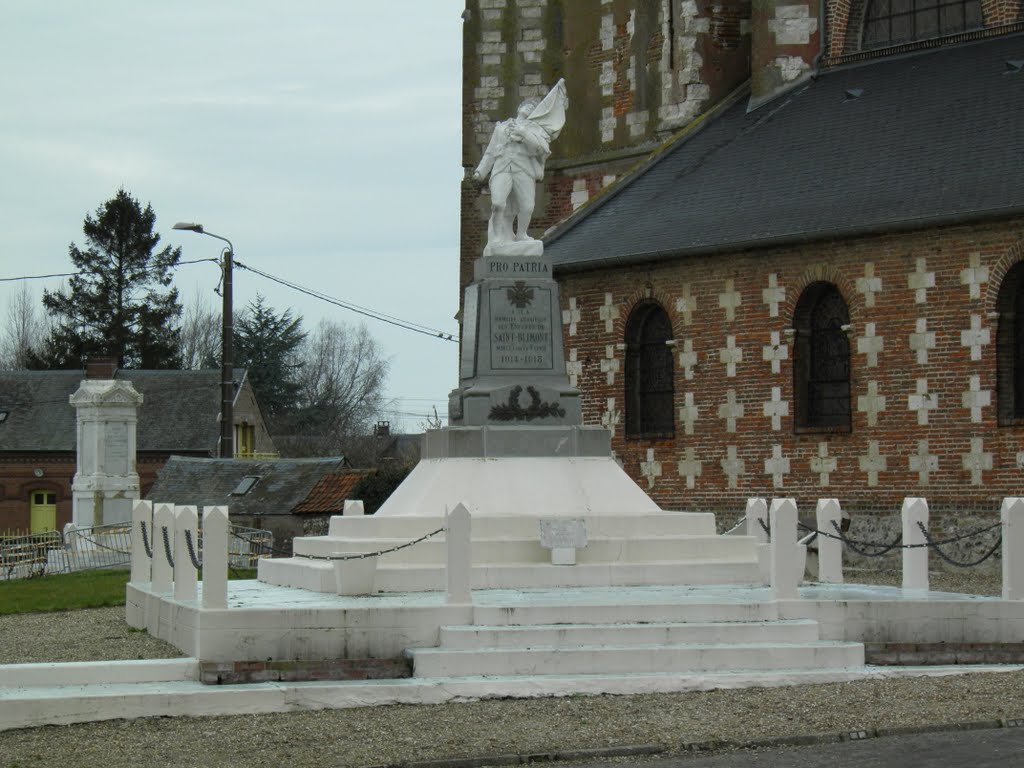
[624,301,675,437]
[996,262,1024,424]
[793,283,851,430]
[862,0,983,49]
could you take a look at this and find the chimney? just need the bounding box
[749,0,822,108]
[85,357,118,380]
[374,420,391,437]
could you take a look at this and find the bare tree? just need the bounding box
[274,320,391,458]
[177,290,221,370]
[0,283,49,369]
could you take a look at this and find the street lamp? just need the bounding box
[173,222,235,459]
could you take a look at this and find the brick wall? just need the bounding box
[555,216,1024,519]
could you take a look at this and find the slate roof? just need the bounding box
[0,369,245,453]
[148,456,349,517]
[545,33,1024,271]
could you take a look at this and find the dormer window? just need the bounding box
[863,0,983,49]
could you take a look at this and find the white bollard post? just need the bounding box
[173,506,199,602]
[770,498,799,599]
[130,500,153,584]
[202,506,229,610]
[746,498,769,543]
[816,498,844,584]
[343,500,365,516]
[1002,497,1024,601]
[902,497,929,592]
[446,503,472,605]
[151,503,175,593]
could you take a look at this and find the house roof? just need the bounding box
[148,455,350,517]
[545,33,1024,271]
[0,369,246,453]
[291,470,374,514]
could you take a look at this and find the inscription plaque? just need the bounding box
[489,284,554,370]
[106,422,130,474]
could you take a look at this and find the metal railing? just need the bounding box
[1,520,274,580]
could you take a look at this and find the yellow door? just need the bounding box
[29,491,56,533]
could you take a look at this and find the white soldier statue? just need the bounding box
[473,79,568,255]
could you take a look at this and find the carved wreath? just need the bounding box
[489,385,566,421]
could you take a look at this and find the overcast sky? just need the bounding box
[0,1,465,430]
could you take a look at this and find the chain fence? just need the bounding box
[2,519,274,581]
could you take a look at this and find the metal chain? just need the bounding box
[140,520,153,559]
[184,529,202,570]
[916,521,1003,568]
[825,520,905,557]
[161,525,174,569]
[293,527,446,562]
[757,518,771,541]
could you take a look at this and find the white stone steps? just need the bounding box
[258,558,763,593]
[325,512,719,539]
[408,640,866,678]
[439,619,822,649]
[292,535,757,565]
[469,600,781,625]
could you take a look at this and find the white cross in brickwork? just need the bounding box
[601,344,620,385]
[561,297,580,336]
[960,252,989,301]
[909,318,936,365]
[960,314,990,361]
[719,278,742,322]
[764,445,790,489]
[601,397,620,434]
[962,437,993,485]
[856,380,886,427]
[1017,452,1024,471]
[810,442,837,487]
[720,445,745,489]
[762,331,789,374]
[858,440,887,487]
[719,335,743,377]
[961,374,991,423]
[856,263,883,308]
[908,378,938,425]
[909,439,938,486]
[566,348,582,387]
[857,322,883,367]
[679,392,700,435]
[718,389,745,433]
[640,448,662,489]
[763,386,789,431]
[677,447,702,490]
[598,292,618,333]
[679,338,698,380]
[675,284,697,325]
[762,273,785,318]
[908,257,935,304]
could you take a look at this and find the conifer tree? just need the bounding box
[40,189,183,369]
[234,295,306,416]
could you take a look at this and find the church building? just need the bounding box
[460,0,1024,520]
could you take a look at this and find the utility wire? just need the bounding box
[0,258,220,283]
[234,260,459,344]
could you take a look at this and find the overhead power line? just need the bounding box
[234,260,458,344]
[0,258,220,283]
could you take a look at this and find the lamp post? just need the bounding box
[173,222,235,459]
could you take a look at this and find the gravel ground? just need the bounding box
[0,569,1015,768]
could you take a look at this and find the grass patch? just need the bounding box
[0,569,131,615]
[0,567,260,615]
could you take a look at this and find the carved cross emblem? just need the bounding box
[507,281,534,309]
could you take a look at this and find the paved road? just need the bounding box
[569,727,1024,767]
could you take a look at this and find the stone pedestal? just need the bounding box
[69,379,143,528]
[449,251,580,427]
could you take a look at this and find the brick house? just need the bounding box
[460,1,1024,520]
[0,366,275,533]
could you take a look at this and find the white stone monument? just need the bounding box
[69,378,143,527]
